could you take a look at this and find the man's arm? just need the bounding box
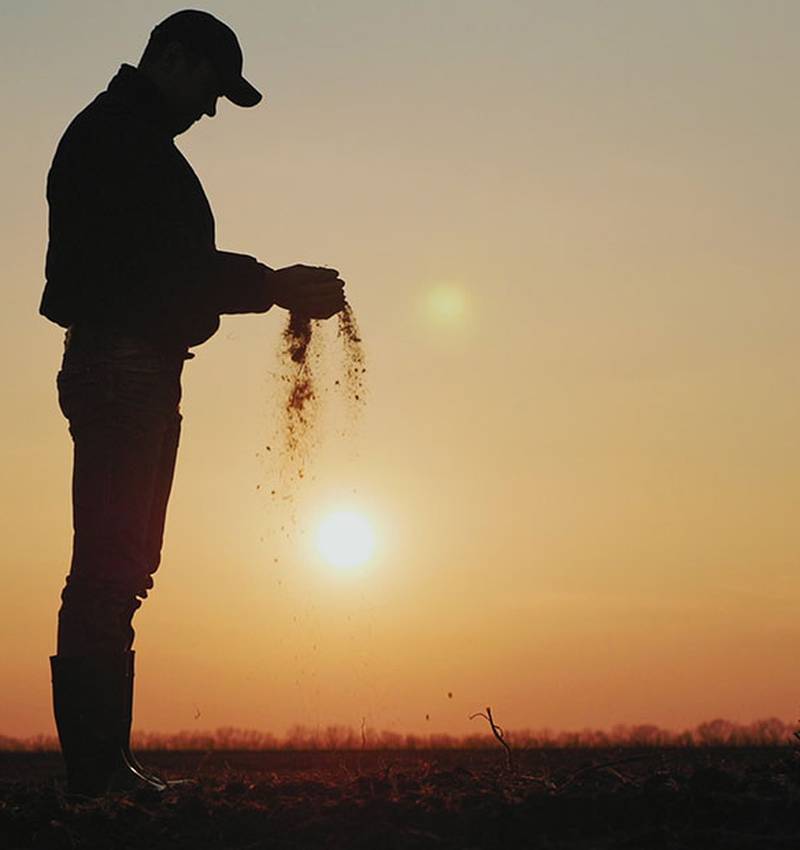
[45,113,344,334]
[204,250,274,314]
[211,254,346,320]
[46,118,263,323]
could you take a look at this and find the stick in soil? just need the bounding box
[470,706,516,772]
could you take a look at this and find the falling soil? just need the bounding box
[336,302,366,407]
[281,312,316,458]
[278,302,366,472]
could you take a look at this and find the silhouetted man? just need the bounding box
[41,10,345,797]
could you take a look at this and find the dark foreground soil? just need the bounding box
[3,747,800,849]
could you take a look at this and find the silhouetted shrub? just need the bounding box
[2,718,796,751]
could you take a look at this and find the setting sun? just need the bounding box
[315,510,376,569]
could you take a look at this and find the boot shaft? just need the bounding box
[50,651,134,796]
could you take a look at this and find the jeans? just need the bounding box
[55,327,185,656]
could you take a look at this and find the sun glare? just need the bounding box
[316,511,376,569]
[423,284,468,326]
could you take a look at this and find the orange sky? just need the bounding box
[2,0,800,740]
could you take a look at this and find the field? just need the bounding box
[3,747,800,849]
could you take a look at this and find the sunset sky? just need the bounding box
[2,0,800,741]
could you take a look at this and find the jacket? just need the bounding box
[41,63,274,353]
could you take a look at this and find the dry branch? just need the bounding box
[469,706,515,771]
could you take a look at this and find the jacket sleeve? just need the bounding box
[208,251,277,315]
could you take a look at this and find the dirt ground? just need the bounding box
[2,747,800,849]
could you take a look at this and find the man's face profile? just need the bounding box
[145,41,222,135]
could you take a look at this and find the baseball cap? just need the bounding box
[150,9,262,107]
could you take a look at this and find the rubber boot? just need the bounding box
[50,654,166,797]
[121,651,193,788]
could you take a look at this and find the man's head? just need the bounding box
[138,9,261,135]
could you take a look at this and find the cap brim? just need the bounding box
[225,76,262,108]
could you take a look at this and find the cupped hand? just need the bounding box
[271,264,346,320]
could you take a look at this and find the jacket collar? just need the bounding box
[106,64,175,137]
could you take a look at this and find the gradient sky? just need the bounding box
[2,0,800,740]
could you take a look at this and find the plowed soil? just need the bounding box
[3,747,800,849]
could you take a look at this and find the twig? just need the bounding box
[557,752,656,791]
[469,706,515,771]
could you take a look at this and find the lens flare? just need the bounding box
[423,284,469,326]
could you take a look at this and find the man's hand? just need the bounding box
[271,265,346,320]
